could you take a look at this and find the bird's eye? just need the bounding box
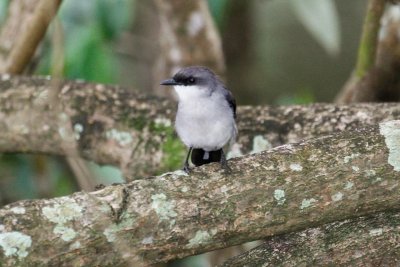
[188,77,195,84]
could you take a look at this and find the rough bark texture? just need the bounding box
[0,119,400,266]
[220,211,400,266]
[1,75,400,179]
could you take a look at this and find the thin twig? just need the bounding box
[355,0,386,78]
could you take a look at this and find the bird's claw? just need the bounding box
[182,164,191,174]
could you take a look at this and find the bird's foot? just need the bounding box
[182,164,191,174]
[221,163,232,174]
[220,158,232,174]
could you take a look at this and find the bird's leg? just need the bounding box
[183,147,193,173]
[220,149,232,173]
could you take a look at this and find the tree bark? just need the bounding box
[0,118,400,266]
[219,211,400,266]
[1,75,400,178]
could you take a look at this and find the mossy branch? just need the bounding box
[1,121,400,265]
[1,76,400,178]
[220,211,400,266]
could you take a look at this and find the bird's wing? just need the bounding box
[223,88,237,119]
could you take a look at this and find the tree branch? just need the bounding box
[335,1,398,103]
[219,211,400,266]
[1,75,400,178]
[0,120,399,265]
[0,0,62,74]
[355,0,386,78]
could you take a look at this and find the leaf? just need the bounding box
[289,0,341,56]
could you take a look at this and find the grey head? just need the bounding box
[160,66,236,119]
[160,66,220,89]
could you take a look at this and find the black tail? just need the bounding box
[191,148,222,167]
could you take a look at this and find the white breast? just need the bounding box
[174,85,236,151]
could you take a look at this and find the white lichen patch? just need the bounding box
[331,192,343,202]
[10,207,25,214]
[105,129,133,146]
[42,199,83,242]
[181,186,189,193]
[344,153,360,163]
[250,135,272,154]
[141,236,154,245]
[170,169,188,177]
[151,194,177,224]
[353,250,364,259]
[187,11,205,36]
[103,219,133,243]
[289,163,303,172]
[369,228,383,237]
[344,181,354,190]
[42,200,83,224]
[220,185,228,193]
[160,169,188,178]
[300,198,317,210]
[188,230,212,247]
[73,123,84,140]
[273,189,286,205]
[53,225,76,242]
[0,231,32,259]
[364,170,376,177]
[0,225,4,232]
[70,241,81,250]
[154,117,172,127]
[379,120,400,171]
[352,166,360,172]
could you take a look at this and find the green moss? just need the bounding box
[151,123,186,172]
[161,129,186,171]
[127,117,147,131]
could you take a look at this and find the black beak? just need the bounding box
[160,78,181,86]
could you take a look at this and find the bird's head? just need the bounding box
[160,66,219,100]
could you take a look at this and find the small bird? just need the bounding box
[160,66,237,173]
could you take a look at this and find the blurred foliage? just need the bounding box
[37,0,134,84]
[289,0,341,56]
[207,0,229,30]
[0,0,8,25]
[87,163,124,185]
[276,88,315,105]
[0,154,77,203]
[0,0,135,205]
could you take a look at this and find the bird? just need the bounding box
[160,66,237,173]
